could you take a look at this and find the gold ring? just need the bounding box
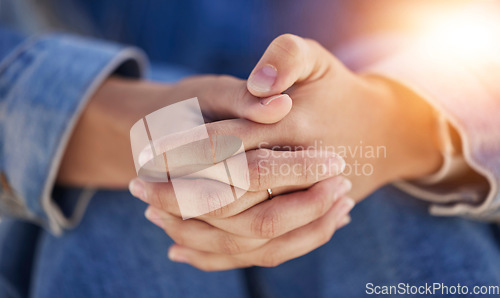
[267,188,273,199]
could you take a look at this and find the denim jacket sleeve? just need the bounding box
[0,27,24,62]
[0,31,147,235]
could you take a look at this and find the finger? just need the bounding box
[336,215,351,229]
[149,147,345,192]
[132,176,309,219]
[138,114,314,169]
[129,177,266,218]
[130,174,342,220]
[137,119,275,168]
[243,149,345,191]
[139,133,345,187]
[144,206,268,254]
[167,197,355,271]
[206,176,352,239]
[176,75,292,124]
[247,34,337,97]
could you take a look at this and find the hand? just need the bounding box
[131,34,443,270]
[130,117,354,271]
[57,75,293,188]
[130,172,353,271]
[128,75,354,271]
[211,34,443,201]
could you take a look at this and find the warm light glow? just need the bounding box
[420,9,500,58]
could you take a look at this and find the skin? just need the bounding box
[243,34,443,200]
[57,63,353,271]
[57,75,294,188]
[128,34,443,271]
[58,34,443,271]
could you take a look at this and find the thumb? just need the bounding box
[247,34,333,97]
[195,76,292,124]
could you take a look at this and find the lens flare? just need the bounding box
[420,9,500,59]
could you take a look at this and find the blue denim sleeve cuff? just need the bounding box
[0,34,148,234]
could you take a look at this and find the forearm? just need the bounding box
[57,77,173,188]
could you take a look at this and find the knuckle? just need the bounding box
[200,140,216,164]
[271,34,304,61]
[247,152,268,190]
[251,209,281,239]
[304,38,323,51]
[149,184,172,211]
[206,203,229,218]
[222,204,234,219]
[202,190,226,217]
[219,234,242,255]
[301,158,313,184]
[205,122,227,139]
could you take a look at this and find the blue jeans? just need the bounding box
[1,41,499,297]
[2,185,500,298]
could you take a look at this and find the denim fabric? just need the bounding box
[0,1,499,297]
[1,186,499,297]
[55,0,345,78]
[0,219,39,298]
[0,34,147,233]
[0,27,24,62]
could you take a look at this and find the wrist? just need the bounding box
[91,77,173,135]
[57,77,172,188]
[365,75,443,183]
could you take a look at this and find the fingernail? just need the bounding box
[249,65,277,93]
[335,198,355,218]
[260,94,286,106]
[337,215,351,228]
[145,207,165,229]
[327,155,346,174]
[168,247,189,263]
[129,178,146,199]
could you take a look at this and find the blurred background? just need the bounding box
[2,0,497,78]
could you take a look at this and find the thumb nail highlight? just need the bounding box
[248,65,277,93]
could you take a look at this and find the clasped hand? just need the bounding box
[128,34,442,271]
